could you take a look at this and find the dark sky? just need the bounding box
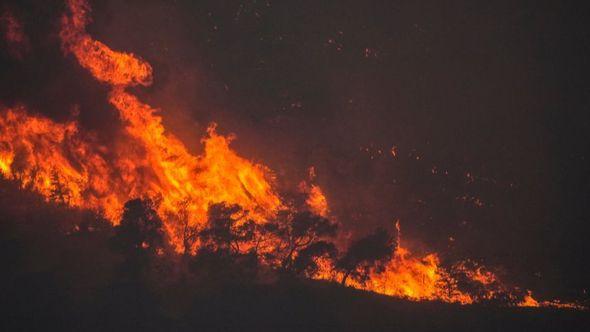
[1,0,589,298]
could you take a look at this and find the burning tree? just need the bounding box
[0,0,583,312]
[49,169,71,205]
[336,227,395,286]
[167,198,199,256]
[291,241,338,278]
[112,198,168,256]
[190,202,262,283]
[198,202,256,257]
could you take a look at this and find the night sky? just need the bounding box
[1,0,589,298]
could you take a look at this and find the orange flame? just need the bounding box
[517,290,585,310]
[0,0,584,310]
[360,247,473,304]
[341,221,475,304]
[298,166,329,217]
[0,106,116,217]
[518,291,540,307]
[315,221,582,307]
[0,0,282,252]
[306,184,329,217]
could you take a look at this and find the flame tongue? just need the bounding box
[0,0,282,252]
[60,0,153,87]
[60,0,283,249]
[0,0,584,309]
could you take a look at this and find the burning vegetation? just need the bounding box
[0,0,585,317]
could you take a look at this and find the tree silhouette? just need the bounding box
[336,227,395,286]
[268,211,338,272]
[198,202,255,256]
[167,198,199,255]
[49,170,71,204]
[292,240,337,278]
[112,198,167,256]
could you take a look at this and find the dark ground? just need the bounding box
[4,278,590,332]
[1,179,588,332]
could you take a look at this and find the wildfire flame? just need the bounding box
[361,226,474,304]
[1,0,282,252]
[0,0,584,310]
[315,221,475,304]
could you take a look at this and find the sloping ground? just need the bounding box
[0,179,588,331]
[2,276,589,331]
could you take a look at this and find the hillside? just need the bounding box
[1,179,588,331]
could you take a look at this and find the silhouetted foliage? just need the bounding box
[49,170,71,204]
[265,210,338,273]
[292,240,337,278]
[167,198,199,255]
[337,227,395,285]
[112,198,168,256]
[198,202,256,256]
[191,203,263,283]
[1,180,589,331]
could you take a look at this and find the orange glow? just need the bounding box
[0,0,585,310]
[338,221,475,304]
[517,291,585,310]
[518,291,540,307]
[61,0,282,251]
[317,221,583,306]
[361,221,472,303]
[360,247,473,304]
[0,106,119,218]
[0,0,282,253]
[59,0,152,86]
[298,166,329,217]
[306,185,329,217]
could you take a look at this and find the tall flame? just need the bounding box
[1,0,282,252]
[0,0,584,310]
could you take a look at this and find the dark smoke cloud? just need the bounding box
[1,0,589,297]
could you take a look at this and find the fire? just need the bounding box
[360,220,468,302]
[519,291,540,307]
[0,0,282,252]
[337,221,475,304]
[0,0,585,310]
[0,106,118,218]
[59,0,283,239]
[517,291,586,310]
[361,247,473,304]
[306,185,329,217]
[315,221,583,307]
[298,166,329,217]
[59,0,152,87]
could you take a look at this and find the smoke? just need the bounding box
[1,0,589,299]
